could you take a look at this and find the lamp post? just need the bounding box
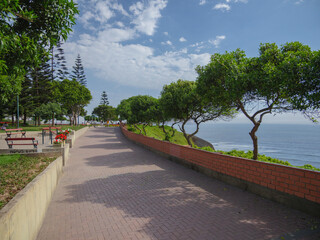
[17,95,19,128]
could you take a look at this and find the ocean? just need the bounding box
[183,123,320,168]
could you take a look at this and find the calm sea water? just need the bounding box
[183,123,320,168]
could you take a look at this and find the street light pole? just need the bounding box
[17,95,19,128]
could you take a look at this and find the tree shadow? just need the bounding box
[64,153,319,239]
[61,127,320,239]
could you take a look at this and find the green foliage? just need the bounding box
[194,147,319,171]
[116,99,132,121]
[160,79,236,145]
[53,79,92,125]
[0,154,21,166]
[71,54,86,86]
[117,96,159,133]
[194,145,214,152]
[34,102,65,125]
[0,0,79,103]
[196,42,318,160]
[100,91,109,105]
[127,124,189,145]
[92,105,117,122]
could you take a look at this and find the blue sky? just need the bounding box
[64,0,320,124]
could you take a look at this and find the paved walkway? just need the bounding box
[36,128,320,240]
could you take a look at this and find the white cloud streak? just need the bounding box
[209,35,226,48]
[213,3,231,11]
[179,37,187,42]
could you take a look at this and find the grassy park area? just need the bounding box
[0,124,86,133]
[127,124,190,146]
[0,154,56,209]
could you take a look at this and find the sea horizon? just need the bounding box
[182,122,320,169]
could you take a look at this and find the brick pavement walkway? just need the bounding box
[36,127,320,240]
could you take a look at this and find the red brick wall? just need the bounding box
[121,125,320,204]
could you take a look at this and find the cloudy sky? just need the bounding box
[64,0,320,124]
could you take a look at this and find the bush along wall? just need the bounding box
[120,124,320,217]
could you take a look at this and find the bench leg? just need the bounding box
[8,145,12,149]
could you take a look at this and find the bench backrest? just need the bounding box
[5,128,23,131]
[5,137,35,141]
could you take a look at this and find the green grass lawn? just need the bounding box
[127,124,190,145]
[0,125,86,133]
[0,154,56,209]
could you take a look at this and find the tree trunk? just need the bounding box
[142,124,147,135]
[11,114,14,125]
[134,124,142,134]
[52,113,55,126]
[23,110,27,125]
[249,123,260,160]
[171,122,177,137]
[160,121,167,134]
[181,120,192,146]
[37,116,41,126]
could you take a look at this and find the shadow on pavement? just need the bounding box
[63,128,320,239]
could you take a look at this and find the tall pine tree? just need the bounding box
[71,54,86,86]
[100,91,109,105]
[54,41,69,81]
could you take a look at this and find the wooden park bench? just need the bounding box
[5,137,38,149]
[5,128,26,138]
[41,127,61,135]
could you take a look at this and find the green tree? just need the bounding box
[100,91,109,105]
[71,54,86,86]
[54,79,92,125]
[54,41,69,81]
[161,80,235,146]
[0,0,78,103]
[129,95,159,135]
[34,102,65,126]
[196,42,316,160]
[116,99,132,122]
[92,105,116,122]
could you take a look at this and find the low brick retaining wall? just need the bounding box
[120,125,320,216]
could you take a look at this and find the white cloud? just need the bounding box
[65,34,210,90]
[234,0,248,3]
[111,2,129,16]
[115,21,124,28]
[209,35,226,48]
[79,11,95,27]
[79,1,128,29]
[199,0,206,5]
[97,28,136,43]
[227,0,248,3]
[295,0,304,4]
[95,1,114,23]
[131,0,168,36]
[161,40,172,46]
[129,1,144,15]
[164,32,169,36]
[179,37,187,42]
[213,3,231,11]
